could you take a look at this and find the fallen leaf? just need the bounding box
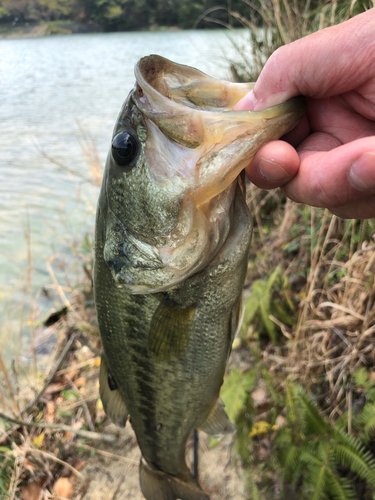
[74,377,86,388]
[249,421,272,438]
[74,459,87,471]
[44,383,66,396]
[45,401,55,423]
[251,388,267,406]
[33,431,45,448]
[66,361,79,380]
[231,338,241,350]
[46,402,55,415]
[53,477,73,499]
[95,398,106,421]
[45,414,54,424]
[72,419,84,430]
[23,458,36,473]
[22,483,42,500]
[275,415,287,428]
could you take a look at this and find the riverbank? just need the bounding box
[0,21,104,39]
[0,21,182,39]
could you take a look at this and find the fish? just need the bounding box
[94,54,305,500]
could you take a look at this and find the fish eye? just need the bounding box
[111,131,138,167]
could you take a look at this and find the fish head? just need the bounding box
[98,55,305,293]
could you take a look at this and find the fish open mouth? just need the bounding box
[133,54,306,206]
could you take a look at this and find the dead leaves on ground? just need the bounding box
[21,477,74,500]
[2,322,103,499]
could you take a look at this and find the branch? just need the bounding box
[0,411,116,443]
[21,333,77,415]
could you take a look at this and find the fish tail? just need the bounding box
[139,459,210,500]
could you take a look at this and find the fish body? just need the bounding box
[94,55,305,500]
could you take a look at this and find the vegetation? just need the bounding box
[211,1,375,498]
[218,181,375,498]
[0,0,252,32]
[4,0,371,35]
[228,0,375,82]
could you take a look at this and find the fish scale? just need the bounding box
[94,55,306,499]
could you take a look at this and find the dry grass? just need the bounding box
[0,280,108,499]
[243,184,375,420]
[226,0,373,82]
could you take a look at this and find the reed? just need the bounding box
[226,0,374,82]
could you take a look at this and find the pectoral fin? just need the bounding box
[99,354,128,427]
[199,398,235,436]
[149,298,195,362]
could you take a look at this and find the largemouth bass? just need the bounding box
[94,55,305,500]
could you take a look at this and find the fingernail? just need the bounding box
[234,90,258,111]
[257,157,290,183]
[349,153,375,191]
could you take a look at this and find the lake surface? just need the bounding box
[0,28,251,357]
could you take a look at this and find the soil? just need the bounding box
[82,421,245,500]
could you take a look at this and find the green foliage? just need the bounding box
[281,384,375,499]
[352,369,375,446]
[0,447,13,497]
[220,368,256,422]
[0,0,252,30]
[223,367,375,500]
[61,388,79,401]
[241,265,296,343]
[0,0,75,22]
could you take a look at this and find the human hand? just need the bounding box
[234,9,375,219]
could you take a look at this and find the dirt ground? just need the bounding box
[82,418,245,500]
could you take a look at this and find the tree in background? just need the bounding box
[0,0,252,30]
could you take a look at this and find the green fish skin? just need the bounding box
[94,55,306,500]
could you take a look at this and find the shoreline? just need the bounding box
[0,21,183,39]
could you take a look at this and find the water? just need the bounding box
[0,28,250,356]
